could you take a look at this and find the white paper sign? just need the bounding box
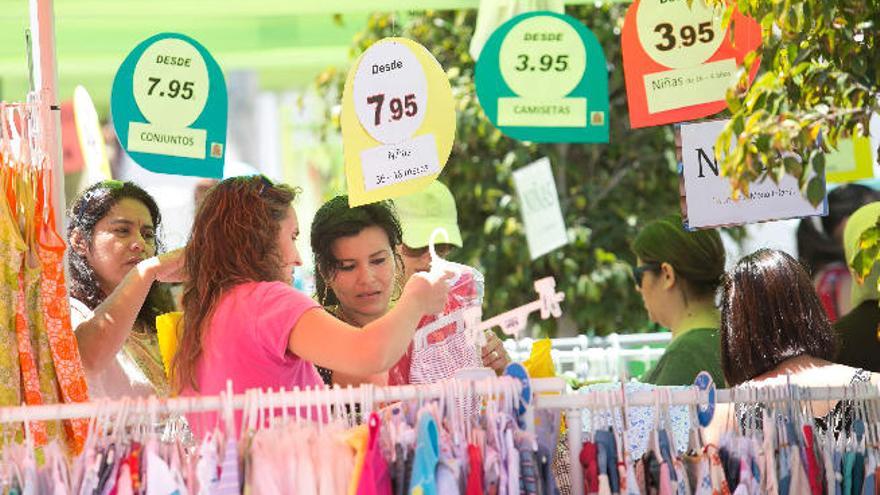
[512,157,569,259]
[353,41,428,144]
[360,134,440,191]
[681,119,827,229]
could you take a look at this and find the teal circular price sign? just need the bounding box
[475,12,609,143]
[111,33,227,178]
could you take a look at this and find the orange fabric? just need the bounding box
[0,153,90,454]
[0,165,27,441]
[35,168,90,454]
[14,270,48,446]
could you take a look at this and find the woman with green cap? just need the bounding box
[394,180,510,372]
[834,201,880,372]
[632,214,726,386]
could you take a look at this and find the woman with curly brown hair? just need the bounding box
[172,176,451,436]
[67,180,184,399]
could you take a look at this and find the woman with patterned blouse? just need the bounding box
[66,181,183,398]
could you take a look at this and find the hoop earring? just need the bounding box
[391,274,403,302]
[391,254,405,302]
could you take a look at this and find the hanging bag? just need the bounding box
[409,229,483,384]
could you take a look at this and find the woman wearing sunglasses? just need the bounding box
[631,214,726,386]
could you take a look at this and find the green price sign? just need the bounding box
[476,12,609,143]
[112,33,227,178]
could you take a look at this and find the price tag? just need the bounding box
[498,16,586,127]
[693,371,716,427]
[353,42,428,144]
[111,33,227,178]
[622,0,761,128]
[475,12,609,143]
[360,134,440,191]
[341,38,455,207]
[636,0,730,116]
[636,0,724,70]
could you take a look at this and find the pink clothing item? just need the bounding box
[659,463,673,495]
[788,445,810,494]
[802,425,823,495]
[357,413,392,495]
[182,282,322,438]
[597,474,612,495]
[214,437,241,495]
[387,344,412,386]
[115,464,133,495]
[409,268,483,384]
[316,425,354,495]
[249,430,285,494]
[290,425,318,495]
[816,263,849,322]
[762,411,779,495]
[707,445,732,495]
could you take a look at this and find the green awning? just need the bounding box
[0,0,606,112]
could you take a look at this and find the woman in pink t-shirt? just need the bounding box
[171,176,451,431]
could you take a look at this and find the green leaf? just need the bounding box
[805,176,826,207]
[721,4,734,30]
[787,44,798,67]
[859,226,880,251]
[727,90,743,113]
[851,243,880,282]
[810,151,826,178]
[760,12,776,30]
[783,155,803,177]
[732,114,745,135]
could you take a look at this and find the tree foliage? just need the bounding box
[716,0,879,205]
[316,6,680,336]
[713,0,880,302]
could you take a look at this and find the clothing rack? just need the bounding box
[28,0,64,231]
[535,381,880,495]
[503,333,672,381]
[1,0,64,231]
[1,374,877,495]
[503,332,672,356]
[0,376,568,424]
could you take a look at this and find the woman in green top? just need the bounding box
[632,214,726,386]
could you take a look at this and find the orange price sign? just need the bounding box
[622,0,761,128]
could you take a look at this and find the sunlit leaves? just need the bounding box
[711,0,878,206]
[851,220,880,288]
